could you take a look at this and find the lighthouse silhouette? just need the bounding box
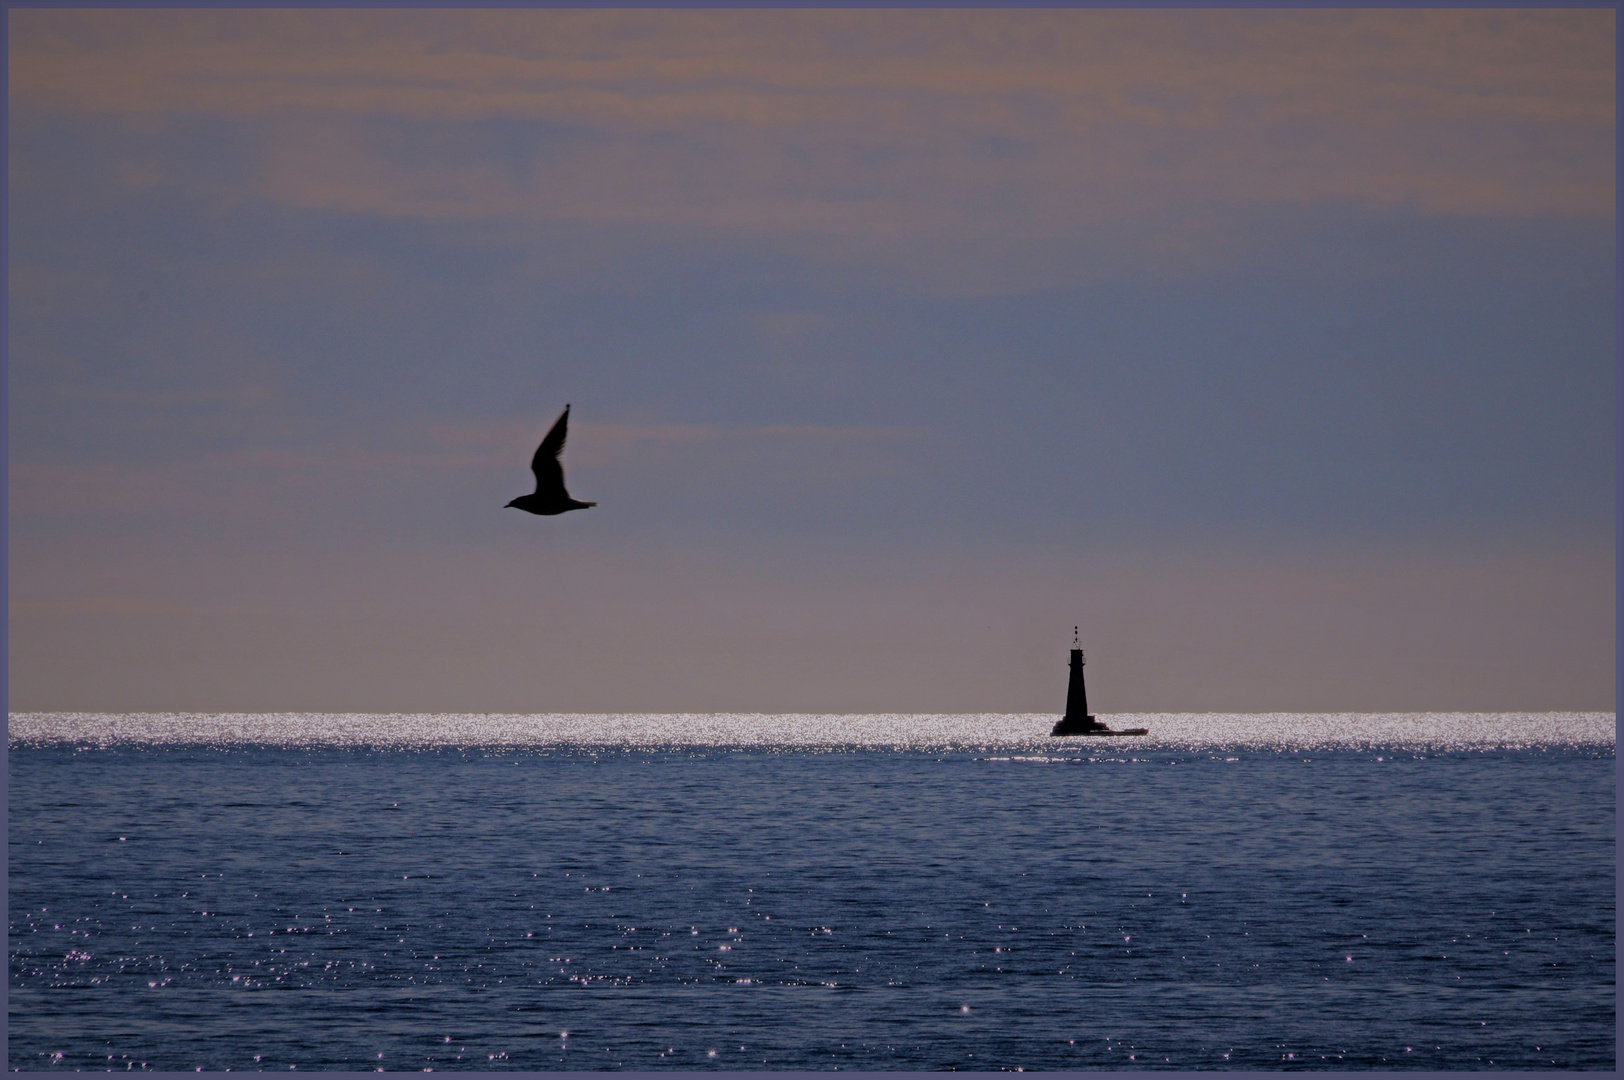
[1047,630,1146,736]
[1050,627,1102,736]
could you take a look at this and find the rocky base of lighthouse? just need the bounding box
[1050,715,1149,737]
[1050,713,1102,736]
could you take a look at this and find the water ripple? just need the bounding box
[8,711,1614,751]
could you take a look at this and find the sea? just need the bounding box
[7,712,1615,1072]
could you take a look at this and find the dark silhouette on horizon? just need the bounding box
[505,405,597,516]
[1051,627,1147,737]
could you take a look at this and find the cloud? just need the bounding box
[8,420,929,522]
[9,597,198,619]
[12,11,1610,129]
[434,418,929,483]
[10,8,1612,240]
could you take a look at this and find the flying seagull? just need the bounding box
[505,405,597,516]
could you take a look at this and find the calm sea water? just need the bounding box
[8,712,1615,1071]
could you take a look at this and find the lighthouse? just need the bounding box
[1050,627,1102,736]
[1048,630,1145,736]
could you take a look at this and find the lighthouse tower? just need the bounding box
[1050,627,1103,736]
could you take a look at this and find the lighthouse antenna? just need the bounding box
[1072,625,1079,649]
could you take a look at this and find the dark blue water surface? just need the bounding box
[8,744,1615,1070]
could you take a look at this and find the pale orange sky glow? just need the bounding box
[11,9,1612,229]
[8,8,1615,713]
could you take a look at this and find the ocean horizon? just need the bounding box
[9,711,1614,1070]
[9,710,1615,750]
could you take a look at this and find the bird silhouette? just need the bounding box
[505,405,597,516]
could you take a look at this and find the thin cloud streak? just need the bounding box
[11,9,1613,236]
[9,421,930,519]
[13,11,1609,129]
[434,418,928,470]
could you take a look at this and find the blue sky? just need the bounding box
[8,9,1615,712]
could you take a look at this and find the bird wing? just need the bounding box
[529,405,571,496]
[537,405,570,461]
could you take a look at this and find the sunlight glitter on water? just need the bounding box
[7,711,1614,750]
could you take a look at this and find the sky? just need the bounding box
[7,8,1616,714]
